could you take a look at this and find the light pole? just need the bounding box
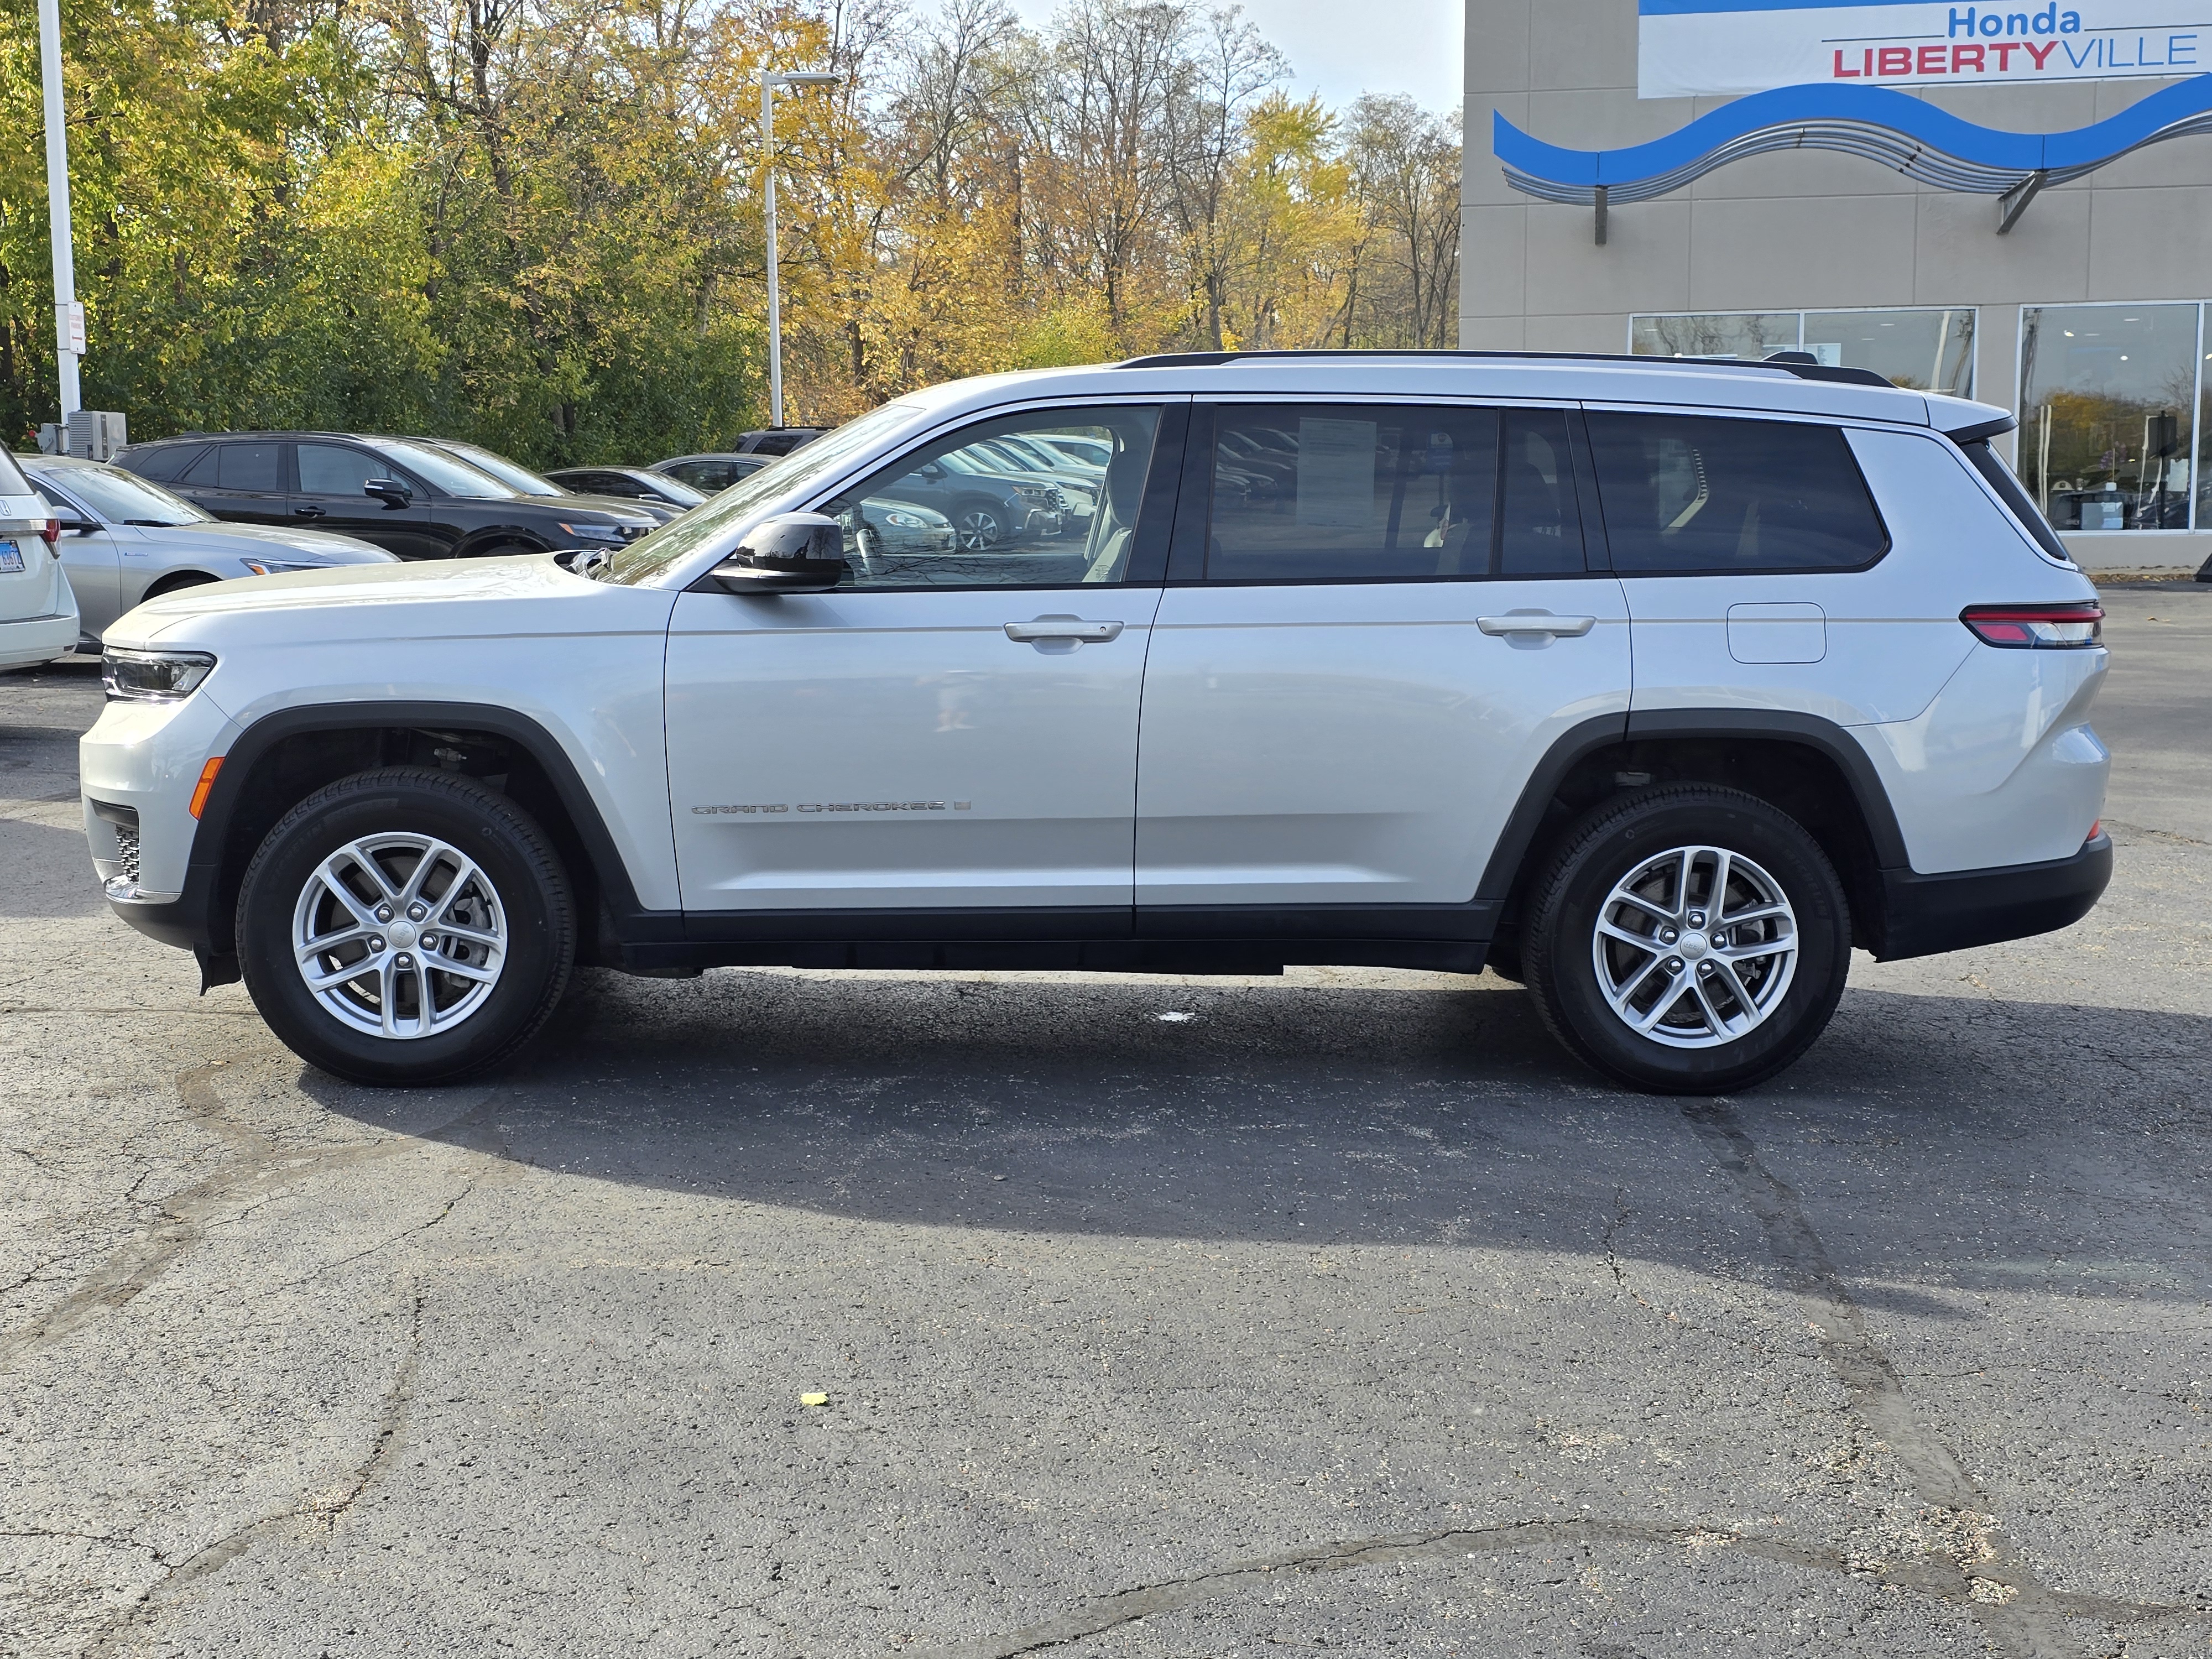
[760,69,839,430]
[35,0,82,422]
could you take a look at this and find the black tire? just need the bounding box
[1522,786,1850,1095]
[235,768,575,1086]
[145,572,218,599]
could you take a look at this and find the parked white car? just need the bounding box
[24,455,396,645]
[0,449,77,670]
[80,352,2111,1093]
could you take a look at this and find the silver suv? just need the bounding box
[80,352,2111,1092]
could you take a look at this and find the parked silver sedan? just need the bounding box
[22,455,397,646]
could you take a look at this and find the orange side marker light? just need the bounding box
[189,757,225,820]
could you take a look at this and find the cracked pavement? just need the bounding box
[1,586,2208,1657]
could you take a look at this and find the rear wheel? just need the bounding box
[236,769,575,1084]
[1523,786,1849,1094]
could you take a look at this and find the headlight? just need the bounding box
[239,558,326,576]
[102,648,216,702]
[1013,485,1053,501]
[558,521,628,542]
[881,511,925,528]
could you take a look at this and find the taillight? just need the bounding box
[1960,602,2103,649]
[37,518,59,549]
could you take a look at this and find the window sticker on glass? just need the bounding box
[1295,418,1378,528]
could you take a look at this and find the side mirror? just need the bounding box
[707,513,848,594]
[363,478,412,508]
[58,517,100,535]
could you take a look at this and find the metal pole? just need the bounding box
[35,0,80,420]
[763,77,781,431]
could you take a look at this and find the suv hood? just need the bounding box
[137,520,396,561]
[105,550,671,651]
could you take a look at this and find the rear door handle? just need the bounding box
[1478,612,1597,638]
[1004,617,1124,643]
[291,505,326,519]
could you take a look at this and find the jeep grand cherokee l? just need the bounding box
[80,352,2111,1092]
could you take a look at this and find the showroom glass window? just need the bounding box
[2018,304,2201,533]
[1204,404,1587,581]
[1630,309,1976,398]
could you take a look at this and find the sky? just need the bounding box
[996,0,1465,117]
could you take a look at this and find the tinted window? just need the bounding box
[175,446,220,484]
[128,443,206,482]
[1205,404,1587,582]
[821,407,1160,589]
[216,442,284,493]
[297,443,388,497]
[1497,410,1586,575]
[665,460,737,492]
[1961,439,2072,562]
[1587,413,1887,573]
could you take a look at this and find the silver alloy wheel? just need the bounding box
[1590,843,1798,1050]
[291,833,508,1040]
[954,509,1003,550]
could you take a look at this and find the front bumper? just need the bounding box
[1872,832,2113,961]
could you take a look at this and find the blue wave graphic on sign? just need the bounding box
[1494,74,2212,202]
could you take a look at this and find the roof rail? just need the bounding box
[1110,347,1895,389]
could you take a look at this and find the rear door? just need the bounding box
[1134,401,1632,930]
[174,439,291,526]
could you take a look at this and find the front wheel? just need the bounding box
[1523,786,1850,1094]
[235,769,575,1085]
[951,501,1006,550]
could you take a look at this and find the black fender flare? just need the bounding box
[1473,708,1911,904]
[158,701,677,973]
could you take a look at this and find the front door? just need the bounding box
[1135,401,1632,920]
[174,439,291,527]
[293,442,447,560]
[664,402,1181,922]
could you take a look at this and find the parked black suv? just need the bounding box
[113,433,660,561]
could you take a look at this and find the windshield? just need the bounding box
[0,448,29,497]
[440,441,562,497]
[598,404,922,586]
[33,462,212,525]
[365,437,522,499]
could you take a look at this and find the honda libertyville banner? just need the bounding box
[1639,0,2209,96]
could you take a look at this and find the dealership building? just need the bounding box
[1460,0,2212,571]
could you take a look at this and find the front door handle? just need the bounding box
[1477,612,1597,638]
[292,505,326,519]
[1004,616,1124,644]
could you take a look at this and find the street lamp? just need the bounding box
[760,69,840,431]
[35,0,81,421]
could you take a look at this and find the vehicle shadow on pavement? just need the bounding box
[301,967,2210,1309]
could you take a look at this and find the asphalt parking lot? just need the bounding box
[2,587,2206,1659]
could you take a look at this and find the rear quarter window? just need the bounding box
[1586,411,1889,575]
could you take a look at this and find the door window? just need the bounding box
[1585,412,1889,573]
[819,407,1162,588]
[215,442,285,492]
[1204,404,1586,582]
[298,443,389,496]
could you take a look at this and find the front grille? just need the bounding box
[114,827,140,884]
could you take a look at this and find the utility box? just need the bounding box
[65,410,128,461]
